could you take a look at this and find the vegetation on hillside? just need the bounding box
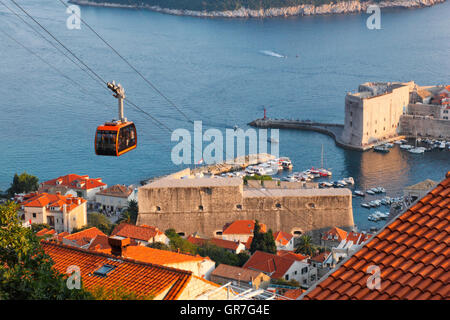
[6,172,39,197]
[164,229,250,266]
[84,0,375,12]
[0,202,92,299]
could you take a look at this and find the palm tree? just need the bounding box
[117,200,138,224]
[295,235,317,257]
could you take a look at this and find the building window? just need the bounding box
[32,213,36,218]
[294,271,297,275]
[308,203,315,209]
[301,267,308,274]
[275,203,281,209]
[199,205,204,211]
[236,204,242,210]
[155,206,161,212]
[350,121,352,127]
[285,274,289,281]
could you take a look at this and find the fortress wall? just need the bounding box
[137,183,354,241]
[400,115,450,139]
[407,104,442,118]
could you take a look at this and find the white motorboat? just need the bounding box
[408,147,426,154]
[400,144,414,150]
[354,190,365,197]
[384,143,394,148]
[344,177,355,185]
[367,190,375,195]
[361,203,371,208]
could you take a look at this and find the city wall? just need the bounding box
[137,178,354,241]
[399,115,450,139]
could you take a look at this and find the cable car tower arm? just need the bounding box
[107,81,126,123]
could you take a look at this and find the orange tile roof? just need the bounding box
[322,227,348,242]
[41,241,192,300]
[121,246,210,266]
[56,231,70,242]
[277,250,308,261]
[64,227,106,247]
[302,172,450,300]
[245,236,253,250]
[96,184,133,198]
[22,192,86,212]
[111,223,163,242]
[87,234,112,253]
[223,220,267,235]
[36,228,56,237]
[273,231,293,246]
[283,288,304,300]
[346,231,372,245]
[243,250,299,279]
[187,236,241,251]
[41,174,106,190]
[211,264,265,283]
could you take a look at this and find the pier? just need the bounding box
[248,118,405,151]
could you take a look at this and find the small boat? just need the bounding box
[344,177,355,185]
[374,146,390,153]
[408,147,425,154]
[337,180,347,186]
[354,190,365,197]
[361,203,371,208]
[268,138,279,144]
[400,144,414,150]
[384,143,394,148]
[367,190,375,195]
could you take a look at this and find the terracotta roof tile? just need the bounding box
[302,171,450,300]
[41,241,192,299]
[222,220,267,235]
[242,250,299,279]
[41,174,106,190]
[187,236,242,251]
[64,227,106,247]
[111,223,164,242]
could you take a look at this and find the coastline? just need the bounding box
[68,0,446,18]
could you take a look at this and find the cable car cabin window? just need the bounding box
[118,124,136,153]
[96,130,117,156]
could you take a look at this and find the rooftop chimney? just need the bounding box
[108,236,131,257]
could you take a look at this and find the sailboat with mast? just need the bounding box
[317,144,332,177]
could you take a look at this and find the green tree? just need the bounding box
[71,213,113,235]
[0,201,92,299]
[117,199,138,225]
[31,223,51,233]
[164,229,197,254]
[7,172,39,197]
[294,235,318,256]
[249,220,276,254]
[147,241,170,251]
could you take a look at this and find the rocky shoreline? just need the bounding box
[69,0,446,18]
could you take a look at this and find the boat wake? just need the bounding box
[260,50,286,58]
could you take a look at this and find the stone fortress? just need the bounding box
[137,172,354,241]
[342,81,450,147]
[341,82,411,147]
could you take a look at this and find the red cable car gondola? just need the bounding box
[95,81,137,156]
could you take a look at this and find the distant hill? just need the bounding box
[74,0,372,12]
[70,0,446,17]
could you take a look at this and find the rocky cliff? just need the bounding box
[70,0,446,18]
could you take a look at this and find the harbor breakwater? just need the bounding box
[69,0,446,18]
[249,118,405,151]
